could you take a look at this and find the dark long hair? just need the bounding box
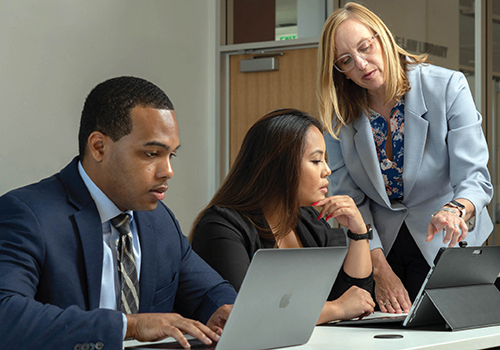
[189,108,323,242]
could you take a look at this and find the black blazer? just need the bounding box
[191,205,373,300]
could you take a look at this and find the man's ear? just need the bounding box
[87,131,107,162]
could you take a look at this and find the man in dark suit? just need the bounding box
[0,76,237,349]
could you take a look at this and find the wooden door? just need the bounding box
[229,47,318,165]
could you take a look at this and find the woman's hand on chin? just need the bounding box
[313,195,366,233]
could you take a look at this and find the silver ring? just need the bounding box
[454,224,459,228]
[382,301,390,306]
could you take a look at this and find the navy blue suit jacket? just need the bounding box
[0,157,236,349]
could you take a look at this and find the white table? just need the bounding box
[295,325,500,350]
[124,323,500,350]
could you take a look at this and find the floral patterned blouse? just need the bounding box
[369,98,405,199]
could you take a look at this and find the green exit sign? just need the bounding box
[279,35,297,41]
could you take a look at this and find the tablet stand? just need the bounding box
[404,245,500,331]
[425,284,500,331]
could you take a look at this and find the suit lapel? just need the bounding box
[74,207,104,309]
[135,212,157,312]
[403,67,429,198]
[352,113,391,207]
[60,157,104,310]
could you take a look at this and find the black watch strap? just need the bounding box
[450,199,465,209]
[446,200,466,218]
[347,224,373,241]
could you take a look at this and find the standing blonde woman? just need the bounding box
[318,2,493,313]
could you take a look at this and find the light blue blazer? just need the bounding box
[325,64,494,266]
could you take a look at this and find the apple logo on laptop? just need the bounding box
[279,293,292,308]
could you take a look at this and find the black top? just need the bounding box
[192,205,373,301]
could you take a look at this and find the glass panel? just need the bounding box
[494,2,500,76]
[459,0,475,72]
[345,0,463,71]
[492,1,500,238]
[276,0,325,41]
[275,0,297,40]
[228,0,326,45]
[459,0,476,100]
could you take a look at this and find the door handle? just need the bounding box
[240,52,283,73]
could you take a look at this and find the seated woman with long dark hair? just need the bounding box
[190,109,375,323]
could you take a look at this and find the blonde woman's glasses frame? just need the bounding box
[333,33,379,73]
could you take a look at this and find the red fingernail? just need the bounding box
[312,201,319,206]
[325,214,333,221]
[317,214,323,220]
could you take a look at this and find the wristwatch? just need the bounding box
[446,200,466,218]
[445,200,476,230]
[347,224,373,241]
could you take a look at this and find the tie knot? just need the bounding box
[111,213,131,236]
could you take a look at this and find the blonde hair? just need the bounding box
[318,2,429,137]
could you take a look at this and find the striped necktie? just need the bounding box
[111,213,140,314]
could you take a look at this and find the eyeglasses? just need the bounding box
[333,34,379,73]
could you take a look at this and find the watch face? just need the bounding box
[367,228,373,240]
[450,200,465,209]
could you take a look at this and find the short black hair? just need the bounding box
[78,76,174,159]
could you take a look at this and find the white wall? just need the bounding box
[0,0,218,235]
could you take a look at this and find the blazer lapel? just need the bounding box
[403,67,429,198]
[60,157,104,310]
[135,212,158,312]
[74,207,104,309]
[352,113,391,207]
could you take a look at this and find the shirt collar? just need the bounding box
[78,161,133,224]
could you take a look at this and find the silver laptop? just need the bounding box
[127,247,347,350]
